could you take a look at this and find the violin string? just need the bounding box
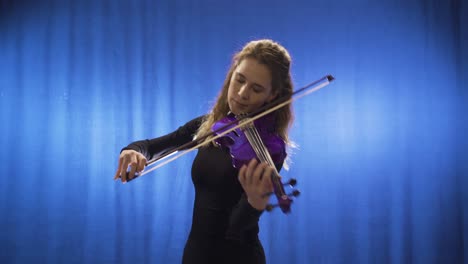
[247,127,270,164]
[247,125,282,183]
[251,125,276,167]
[244,124,276,169]
[243,125,286,197]
[243,125,267,163]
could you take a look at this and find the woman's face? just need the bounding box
[227,58,276,115]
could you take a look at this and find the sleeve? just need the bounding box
[225,161,284,242]
[121,115,205,161]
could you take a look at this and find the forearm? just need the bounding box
[225,193,263,242]
[121,115,205,161]
[122,136,178,161]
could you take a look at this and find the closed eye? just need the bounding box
[252,85,264,93]
[235,72,265,93]
[236,77,246,84]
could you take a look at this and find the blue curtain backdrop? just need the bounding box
[1,0,467,263]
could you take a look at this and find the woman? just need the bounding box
[114,39,294,264]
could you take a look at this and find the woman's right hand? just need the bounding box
[113,150,147,183]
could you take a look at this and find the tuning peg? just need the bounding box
[262,186,300,199]
[288,189,300,197]
[265,204,277,212]
[283,178,297,187]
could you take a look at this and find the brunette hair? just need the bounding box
[195,39,294,147]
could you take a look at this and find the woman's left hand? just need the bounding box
[238,159,274,211]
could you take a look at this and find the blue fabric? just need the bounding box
[0,0,466,263]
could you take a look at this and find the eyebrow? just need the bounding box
[235,72,266,90]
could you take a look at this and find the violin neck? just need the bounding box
[243,124,292,212]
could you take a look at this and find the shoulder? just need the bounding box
[183,115,206,129]
[175,115,207,137]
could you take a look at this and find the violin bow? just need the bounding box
[124,75,335,181]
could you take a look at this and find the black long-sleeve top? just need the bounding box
[123,116,284,264]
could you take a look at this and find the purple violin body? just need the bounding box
[211,113,286,169]
[212,113,297,214]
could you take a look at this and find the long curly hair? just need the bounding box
[195,39,294,147]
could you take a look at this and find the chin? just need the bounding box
[228,99,250,115]
[229,108,240,116]
[227,102,239,115]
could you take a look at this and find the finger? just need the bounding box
[137,155,147,173]
[261,166,274,192]
[245,159,258,186]
[119,155,129,182]
[127,156,138,181]
[114,156,123,180]
[121,154,134,182]
[127,163,137,182]
[251,162,268,186]
[238,164,247,186]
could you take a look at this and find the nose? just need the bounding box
[238,84,250,100]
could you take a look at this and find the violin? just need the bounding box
[212,112,296,213]
[212,112,286,169]
[122,75,335,214]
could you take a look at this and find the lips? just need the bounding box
[232,99,248,108]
